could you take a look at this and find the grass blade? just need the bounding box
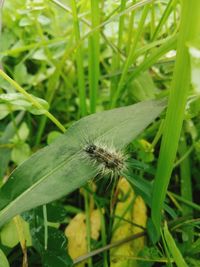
[110,0,126,98]
[179,132,193,243]
[151,0,200,234]
[163,222,188,267]
[71,0,87,116]
[151,0,177,41]
[88,0,100,113]
[111,4,149,108]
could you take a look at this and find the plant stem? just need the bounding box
[150,1,155,39]
[43,205,48,250]
[110,0,126,98]
[73,231,146,265]
[151,0,177,41]
[151,0,200,234]
[71,0,87,117]
[0,69,66,133]
[126,0,136,54]
[13,216,28,267]
[96,201,108,267]
[88,0,100,113]
[167,191,200,211]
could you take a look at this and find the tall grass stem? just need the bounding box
[89,0,100,113]
[151,0,200,234]
[71,0,87,117]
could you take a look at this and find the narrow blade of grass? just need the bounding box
[71,0,87,117]
[88,0,100,114]
[167,192,200,212]
[110,0,126,98]
[126,0,136,54]
[151,0,177,41]
[151,0,200,234]
[163,222,188,267]
[179,132,193,243]
[111,4,149,108]
[125,34,177,87]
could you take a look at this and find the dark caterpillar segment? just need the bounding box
[84,144,123,171]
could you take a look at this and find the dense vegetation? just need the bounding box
[0,0,200,266]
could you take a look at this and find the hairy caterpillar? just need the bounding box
[83,141,126,177]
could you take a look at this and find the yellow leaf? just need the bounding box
[65,209,102,267]
[132,196,147,254]
[110,178,147,267]
[0,216,32,248]
[91,209,102,240]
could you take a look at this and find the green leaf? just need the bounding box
[32,49,47,61]
[19,17,32,27]
[40,227,72,267]
[0,112,24,180]
[32,204,67,223]
[38,14,51,25]
[0,99,166,227]
[27,217,72,267]
[0,93,49,118]
[0,249,10,267]
[12,122,29,142]
[11,142,31,165]
[47,131,63,145]
[0,104,11,119]
[189,237,200,256]
[0,217,32,248]
[13,63,28,84]
[163,222,188,267]
[43,250,72,267]
[130,72,158,101]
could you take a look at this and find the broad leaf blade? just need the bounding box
[0,99,166,227]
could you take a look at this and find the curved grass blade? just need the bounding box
[0,99,166,227]
[163,222,188,267]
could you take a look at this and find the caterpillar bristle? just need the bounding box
[83,141,126,177]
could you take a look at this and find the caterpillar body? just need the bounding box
[84,142,125,175]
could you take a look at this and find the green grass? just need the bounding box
[71,0,87,117]
[88,0,100,114]
[151,0,200,234]
[0,0,200,266]
[111,3,149,108]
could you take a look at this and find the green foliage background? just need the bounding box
[0,0,200,266]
